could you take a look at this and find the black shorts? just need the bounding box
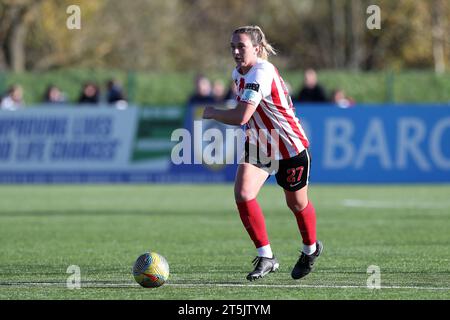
[275,149,311,191]
[243,144,311,192]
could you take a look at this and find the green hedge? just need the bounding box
[1,69,449,106]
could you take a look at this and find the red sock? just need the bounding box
[236,198,269,248]
[294,201,317,245]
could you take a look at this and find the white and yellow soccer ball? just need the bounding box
[132,252,169,288]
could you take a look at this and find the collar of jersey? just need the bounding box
[236,58,264,76]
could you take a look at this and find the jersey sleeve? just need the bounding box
[231,69,238,82]
[240,66,272,107]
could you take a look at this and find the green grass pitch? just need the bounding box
[0,184,449,300]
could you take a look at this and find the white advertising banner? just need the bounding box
[0,106,138,171]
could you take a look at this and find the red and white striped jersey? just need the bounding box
[232,58,309,160]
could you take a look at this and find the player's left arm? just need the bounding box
[202,101,257,126]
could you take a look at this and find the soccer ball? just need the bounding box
[132,252,170,288]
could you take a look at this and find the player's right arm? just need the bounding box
[203,64,272,125]
[202,101,256,126]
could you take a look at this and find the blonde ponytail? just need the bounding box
[233,25,277,60]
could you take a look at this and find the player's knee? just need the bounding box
[287,199,308,213]
[234,188,257,203]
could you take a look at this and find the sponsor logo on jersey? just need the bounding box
[244,83,260,92]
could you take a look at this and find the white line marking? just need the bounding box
[166,283,450,291]
[342,199,450,209]
[1,282,449,291]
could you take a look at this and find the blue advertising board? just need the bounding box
[180,103,450,183]
[0,104,449,183]
[297,104,450,183]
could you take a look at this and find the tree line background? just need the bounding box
[0,0,449,74]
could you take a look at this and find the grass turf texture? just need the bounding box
[0,184,449,300]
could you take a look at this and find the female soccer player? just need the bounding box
[203,26,323,281]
